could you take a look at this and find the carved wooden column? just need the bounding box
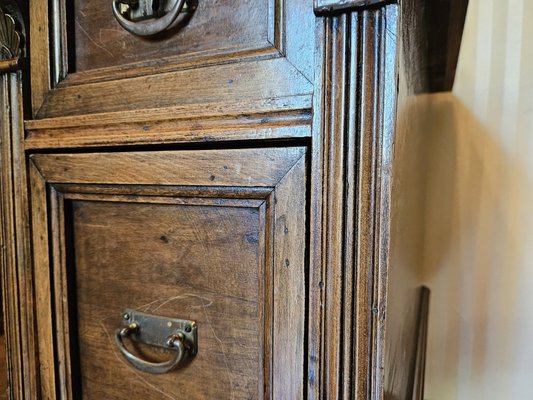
[0,4,35,399]
[310,2,398,399]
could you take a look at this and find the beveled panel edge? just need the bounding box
[31,150,307,400]
[34,58,313,119]
[29,147,307,188]
[54,184,274,200]
[26,94,312,130]
[60,192,267,209]
[61,45,281,88]
[314,0,395,14]
[48,188,272,400]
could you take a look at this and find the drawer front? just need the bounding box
[30,0,315,119]
[72,0,270,72]
[29,147,307,399]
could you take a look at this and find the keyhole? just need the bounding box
[152,0,160,12]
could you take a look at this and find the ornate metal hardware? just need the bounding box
[115,309,198,374]
[112,0,194,37]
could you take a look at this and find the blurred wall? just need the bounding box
[422,0,533,398]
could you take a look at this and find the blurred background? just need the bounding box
[418,0,533,398]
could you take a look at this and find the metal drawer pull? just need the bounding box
[112,0,194,37]
[115,309,198,374]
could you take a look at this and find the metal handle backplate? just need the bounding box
[115,309,197,374]
[112,0,193,37]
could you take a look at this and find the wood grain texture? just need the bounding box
[28,147,307,399]
[0,73,23,400]
[0,70,40,400]
[271,155,306,399]
[37,58,313,118]
[71,0,272,72]
[29,163,57,400]
[1,0,468,398]
[30,147,305,187]
[426,0,469,92]
[309,5,398,400]
[25,95,312,150]
[29,0,51,115]
[71,200,265,399]
[314,0,391,14]
[30,0,315,121]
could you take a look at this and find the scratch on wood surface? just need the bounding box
[151,293,213,312]
[75,20,114,58]
[199,296,235,400]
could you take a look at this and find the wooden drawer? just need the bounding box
[29,147,307,399]
[29,0,315,119]
[71,0,272,72]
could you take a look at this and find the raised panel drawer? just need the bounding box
[29,147,307,399]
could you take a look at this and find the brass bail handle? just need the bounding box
[115,323,186,374]
[115,310,198,374]
[112,0,192,37]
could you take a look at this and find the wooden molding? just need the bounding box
[314,0,393,14]
[0,4,36,399]
[316,0,469,93]
[309,5,398,399]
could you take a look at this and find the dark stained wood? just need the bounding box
[309,6,398,399]
[0,336,6,399]
[71,0,271,72]
[0,0,468,399]
[382,1,440,399]
[0,67,40,399]
[316,0,469,93]
[314,0,389,14]
[426,0,469,92]
[29,0,315,119]
[24,96,312,149]
[72,200,265,399]
[29,148,307,399]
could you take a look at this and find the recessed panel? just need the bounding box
[69,199,265,399]
[71,0,271,72]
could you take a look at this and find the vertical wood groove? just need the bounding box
[311,4,398,399]
[1,66,39,400]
